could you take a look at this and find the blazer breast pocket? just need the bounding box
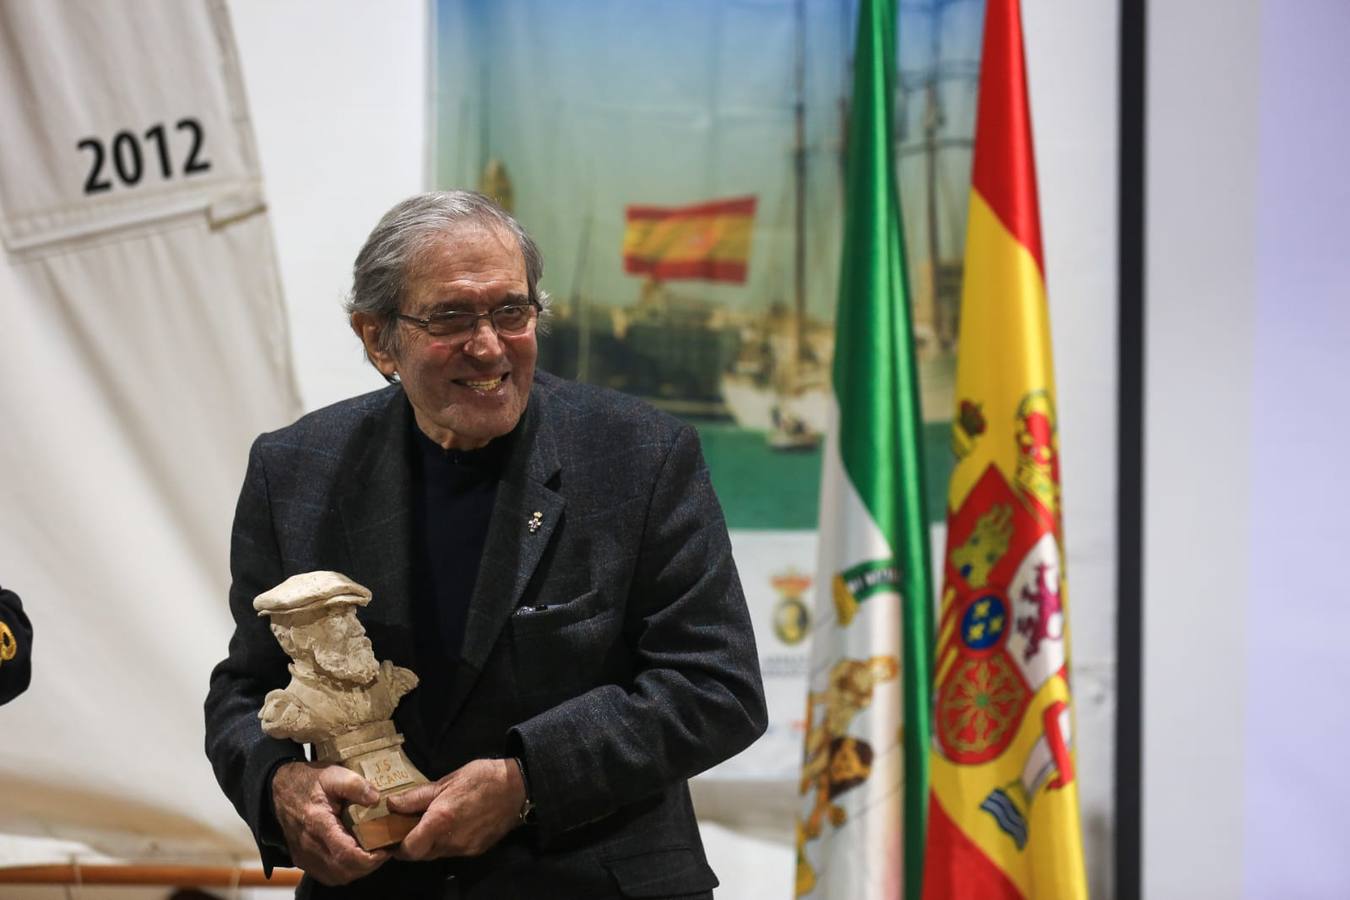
[509,588,606,635]
[508,588,620,697]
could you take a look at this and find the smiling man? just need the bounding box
[204,191,767,899]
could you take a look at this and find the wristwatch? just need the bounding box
[512,756,536,824]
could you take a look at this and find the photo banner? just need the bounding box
[432,0,985,805]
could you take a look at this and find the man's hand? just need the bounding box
[271,761,391,885]
[386,758,524,860]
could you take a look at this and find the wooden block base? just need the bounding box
[320,723,430,851]
[350,811,419,851]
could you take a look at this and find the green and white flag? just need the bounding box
[794,0,934,896]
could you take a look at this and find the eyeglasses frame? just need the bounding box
[394,298,541,343]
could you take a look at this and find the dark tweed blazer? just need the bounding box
[204,371,767,899]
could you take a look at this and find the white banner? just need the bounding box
[0,0,299,863]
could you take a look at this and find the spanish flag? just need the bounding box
[922,0,1088,897]
[622,196,756,283]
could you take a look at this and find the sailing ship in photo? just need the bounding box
[719,302,831,452]
[619,194,832,452]
[721,0,830,451]
[439,0,982,526]
[531,184,835,452]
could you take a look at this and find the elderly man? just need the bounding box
[204,191,767,898]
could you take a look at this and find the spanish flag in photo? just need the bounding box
[922,0,1088,897]
[622,196,756,283]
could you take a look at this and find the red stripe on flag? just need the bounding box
[1043,700,1076,789]
[625,196,757,221]
[922,794,1025,900]
[971,0,1044,272]
[622,257,748,283]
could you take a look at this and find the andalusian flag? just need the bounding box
[922,1,1088,896]
[622,196,756,282]
[795,0,933,896]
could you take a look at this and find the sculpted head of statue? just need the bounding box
[254,571,380,685]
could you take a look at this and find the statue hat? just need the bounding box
[253,571,373,617]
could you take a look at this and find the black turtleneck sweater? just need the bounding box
[408,422,507,732]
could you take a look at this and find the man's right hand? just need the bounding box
[271,761,391,885]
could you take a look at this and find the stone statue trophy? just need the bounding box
[254,571,428,850]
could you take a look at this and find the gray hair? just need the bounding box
[345,190,551,375]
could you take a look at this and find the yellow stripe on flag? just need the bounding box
[946,191,1056,511]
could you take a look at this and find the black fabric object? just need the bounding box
[0,586,33,705]
[408,422,506,738]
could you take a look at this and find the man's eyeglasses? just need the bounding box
[396,301,539,341]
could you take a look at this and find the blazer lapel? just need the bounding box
[440,385,564,730]
[336,390,445,753]
[336,390,417,673]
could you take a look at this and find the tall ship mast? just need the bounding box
[720,0,829,450]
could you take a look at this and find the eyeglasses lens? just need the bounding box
[420,305,535,339]
[494,306,533,333]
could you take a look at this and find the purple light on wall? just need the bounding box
[1244,2,1350,896]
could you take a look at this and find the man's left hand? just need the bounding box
[386,757,524,860]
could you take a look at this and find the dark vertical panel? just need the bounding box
[1116,1,1145,898]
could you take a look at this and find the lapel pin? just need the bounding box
[527,511,543,534]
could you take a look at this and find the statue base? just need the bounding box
[316,721,430,850]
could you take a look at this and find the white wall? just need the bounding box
[228,0,429,411]
[1144,3,1259,898]
[1145,2,1350,897]
[1023,1,1120,894]
[1144,1,1258,885]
